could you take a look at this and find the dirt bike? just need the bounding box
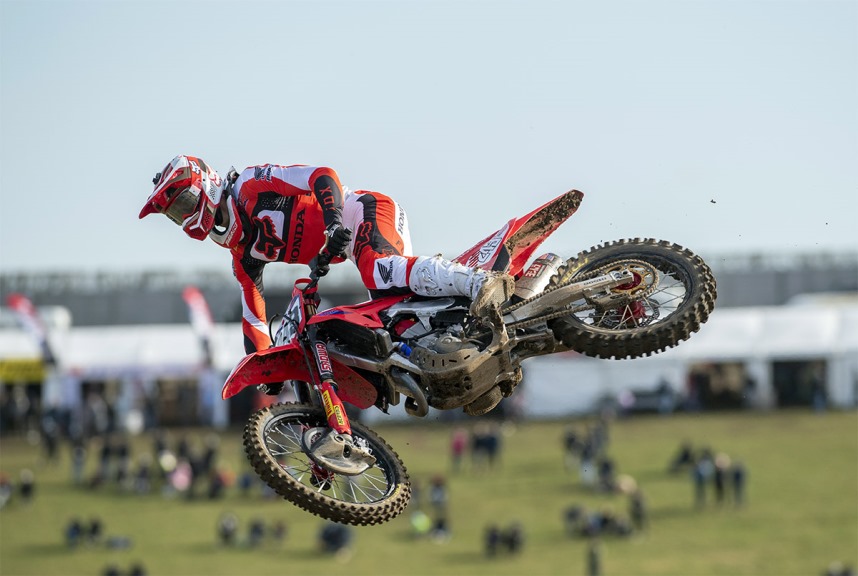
[221,189,717,526]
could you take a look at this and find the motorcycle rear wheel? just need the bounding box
[244,402,410,526]
[549,238,716,359]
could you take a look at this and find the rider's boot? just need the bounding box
[408,256,515,317]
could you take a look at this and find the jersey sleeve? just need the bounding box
[308,167,345,229]
[237,164,345,229]
[232,253,272,354]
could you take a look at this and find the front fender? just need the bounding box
[221,345,378,409]
[222,345,310,400]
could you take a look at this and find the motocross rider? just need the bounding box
[140,155,514,365]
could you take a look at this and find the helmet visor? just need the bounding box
[164,187,200,225]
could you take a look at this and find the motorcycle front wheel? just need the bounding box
[549,238,717,359]
[244,403,410,526]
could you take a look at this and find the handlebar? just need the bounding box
[308,249,335,288]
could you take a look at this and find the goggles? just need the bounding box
[163,187,201,225]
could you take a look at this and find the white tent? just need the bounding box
[519,302,858,416]
[1,300,856,421]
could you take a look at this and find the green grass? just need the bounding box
[1,410,856,576]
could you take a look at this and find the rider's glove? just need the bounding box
[324,223,352,260]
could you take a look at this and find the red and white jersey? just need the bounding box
[228,164,345,354]
[228,164,417,355]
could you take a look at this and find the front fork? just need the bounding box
[303,326,375,476]
[308,327,352,436]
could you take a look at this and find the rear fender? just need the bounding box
[454,190,584,276]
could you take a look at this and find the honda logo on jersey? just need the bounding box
[376,260,394,285]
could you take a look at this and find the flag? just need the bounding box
[182,286,215,367]
[6,293,56,366]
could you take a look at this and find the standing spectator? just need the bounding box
[471,423,490,470]
[629,490,647,531]
[731,460,747,507]
[502,522,524,554]
[597,457,617,492]
[19,469,35,504]
[429,476,448,519]
[579,440,597,488]
[237,472,256,497]
[207,469,226,500]
[563,427,582,472]
[318,522,353,558]
[810,362,827,412]
[40,408,61,464]
[587,539,602,576]
[65,518,85,548]
[217,512,239,546]
[657,378,675,414]
[200,434,220,477]
[0,473,13,509]
[270,520,287,546]
[134,454,153,494]
[428,475,450,541]
[71,441,88,486]
[170,458,194,498]
[564,505,585,537]
[114,436,132,489]
[692,452,714,508]
[88,517,104,546]
[94,436,113,488]
[485,524,501,557]
[484,423,502,469]
[450,427,468,474]
[713,453,731,505]
[247,518,265,548]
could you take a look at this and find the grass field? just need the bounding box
[1,409,856,576]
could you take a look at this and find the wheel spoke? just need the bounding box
[261,416,394,504]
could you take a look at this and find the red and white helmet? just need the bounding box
[139,155,224,241]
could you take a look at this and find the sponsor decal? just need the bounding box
[317,309,345,316]
[253,215,286,260]
[524,262,544,278]
[353,221,373,262]
[322,389,335,418]
[317,185,336,209]
[315,342,332,373]
[321,388,346,427]
[253,165,273,181]
[289,209,305,263]
[333,404,345,427]
[376,260,394,285]
[396,204,406,234]
[469,224,510,267]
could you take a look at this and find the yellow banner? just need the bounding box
[0,358,45,383]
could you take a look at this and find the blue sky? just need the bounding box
[1,0,856,274]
